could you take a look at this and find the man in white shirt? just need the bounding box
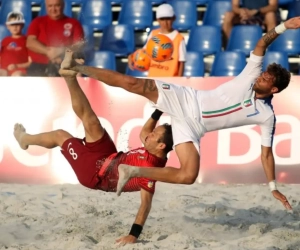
[60,17,300,210]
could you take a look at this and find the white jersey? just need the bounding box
[199,52,275,147]
[152,52,275,152]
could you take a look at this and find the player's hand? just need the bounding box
[115,235,137,246]
[284,16,300,29]
[7,64,17,71]
[272,190,292,210]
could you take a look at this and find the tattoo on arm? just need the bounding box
[262,28,278,46]
[142,79,157,94]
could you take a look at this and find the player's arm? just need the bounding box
[260,117,292,210]
[260,146,292,210]
[116,188,153,245]
[253,16,300,56]
[140,109,163,144]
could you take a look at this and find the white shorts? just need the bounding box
[150,80,206,153]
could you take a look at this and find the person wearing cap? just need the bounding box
[128,3,186,77]
[26,0,84,76]
[0,12,31,76]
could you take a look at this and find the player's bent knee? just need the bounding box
[55,129,73,143]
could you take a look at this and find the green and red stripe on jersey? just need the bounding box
[202,99,252,118]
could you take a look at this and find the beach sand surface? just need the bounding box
[0,183,299,250]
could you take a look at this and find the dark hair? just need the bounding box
[267,63,291,93]
[158,123,173,154]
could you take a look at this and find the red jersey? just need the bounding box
[98,147,167,194]
[0,36,29,69]
[27,15,84,64]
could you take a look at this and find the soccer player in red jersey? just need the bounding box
[13,68,173,245]
[26,0,84,76]
[0,12,31,76]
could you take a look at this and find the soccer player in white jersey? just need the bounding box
[60,17,300,210]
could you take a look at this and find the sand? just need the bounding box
[0,182,299,250]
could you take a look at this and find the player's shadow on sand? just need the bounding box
[183,202,300,233]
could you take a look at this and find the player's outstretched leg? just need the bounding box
[117,164,140,196]
[13,123,28,150]
[60,49,77,71]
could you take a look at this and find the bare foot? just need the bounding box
[117,164,139,196]
[60,49,76,70]
[13,123,28,150]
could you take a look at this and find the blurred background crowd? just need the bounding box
[0,0,299,77]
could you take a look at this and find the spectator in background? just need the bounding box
[128,3,186,77]
[223,0,279,42]
[26,0,84,76]
[0,12,31,76]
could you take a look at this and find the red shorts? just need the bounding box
[61,130,117,189]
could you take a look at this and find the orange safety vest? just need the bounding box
[147,29,184,77]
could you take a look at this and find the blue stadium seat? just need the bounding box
[167,0,209,5]
[31,0,43,4]
[152,0,165,4]
[38,0,72,17]
[183,51,205,77]
[65,0,82,4]
[82,24,94,62]
[79,0,112,31]
[118,0,152,30]
[211,51,246,76]
[87,51,116,70]
[278,0,294,6]
[0,24,10,43]
[226,25,262,55]
[170,0,197,31]
[99,24,135,57]
[187,25,222,56]
[193,0,210,5]
[0,0,32,33]
[203,1,232,27]
[109,0,123,5]
[262,51,289,71]
[269,29,300,56]
[287,1,298,19]
[126,66,148,77]
[294,0,300,17]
